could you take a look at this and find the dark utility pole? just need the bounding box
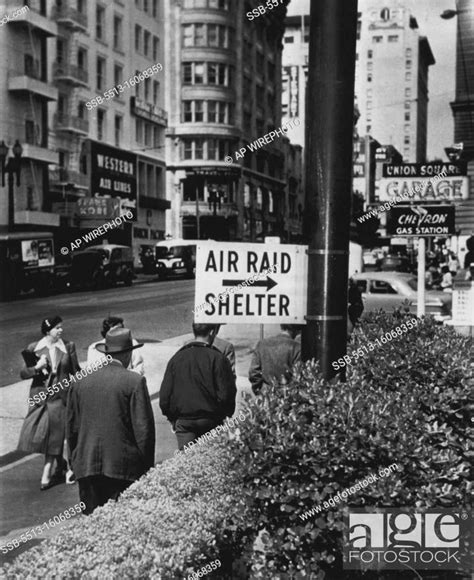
[302,0,359,378]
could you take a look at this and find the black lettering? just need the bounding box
[255,294,265,316]
[247,251,258,273]
[245,294,255,316]
[218,296,230,315]
[280,295,290,316]
[267,294,277,315]
[204,294,216,315]
[228,251,239,272]
[281,253,291,274]
[234,294,243,315]
[260,253,271,271]
[205,251,218,272]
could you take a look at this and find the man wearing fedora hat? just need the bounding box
[67,327,155,514]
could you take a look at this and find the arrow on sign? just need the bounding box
[222,276,278,292]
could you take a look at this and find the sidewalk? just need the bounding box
[0,323,281,562]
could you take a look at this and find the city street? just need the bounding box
[0,277,194,388]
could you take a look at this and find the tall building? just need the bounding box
[356,1,435,163]
[164,0,301,242]
[0,0,169,265]
[450,0,474,236]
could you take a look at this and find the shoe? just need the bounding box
[40,481,54,491]
[65,469,76,485]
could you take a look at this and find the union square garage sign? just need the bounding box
[378,161,468,203]
[387,205,455,236]
[89,141,138,220]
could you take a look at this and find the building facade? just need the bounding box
[164,0,301,242]
[356,0,435,163]
[0,0,169,266]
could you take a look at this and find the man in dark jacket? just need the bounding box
[249,324,301,395]
[67,328,155,515]
[160,323,236,450]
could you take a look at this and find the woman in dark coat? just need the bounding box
[18,316,80,490]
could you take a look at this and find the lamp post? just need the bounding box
[0,140,23,231]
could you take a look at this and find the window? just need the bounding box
[367,88,373,97]
[195,100,204,122]
[405,88,411,97]
[57,39,65,64]
[136,118,143,143]
[366,124,372,133]
[96,5,105,40]
[144,123,151,147]
[114,64,123,87]
[405,71,412,81]
[153,81,159,105]
[404,124,410,133]
[208,24,218,46]
[135,25,142,52]
[372,35,382,43]
[78,48,87,72]
[194,62,205,83]
[406,59,412,68]
[96,56,106,91]
[406,48,412,57]
[113,15,122,50]
[143,0,148,12]
[183,25,193,47]
[367,100,372,109]
[97,109,106,140]
[183,63,192,83]
[405,101,411,109]
[135,70,141,97]
[153,126,160,148]
[371,280,397,294]
[284,36,294,44]
[183,101,192,122]
[405,112,410,121]
[388,35,398,42]
[144,30,150,57]
[367,49,373,58]
[404,136,410,145]
[195,23,205,46]
[207,101,216,123]
[153,37,159,60]
[144,77,151,102]
[367,73,372,82]
[78,102,86,120]
[367,62,373,71]
[152,0,158,17]
[114,115,122,147]
[194,139,204,159]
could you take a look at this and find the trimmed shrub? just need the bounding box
[228,312,472,578]
[1,440,250,579]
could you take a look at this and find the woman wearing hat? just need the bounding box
[18,316,80,490]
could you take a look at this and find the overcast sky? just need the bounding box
[287,0,458,161]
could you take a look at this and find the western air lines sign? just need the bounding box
[194,242,307,323]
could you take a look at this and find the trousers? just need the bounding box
[175,417,221,450]
[78,475,133,515]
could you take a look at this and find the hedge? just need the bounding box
[2,311,472,579]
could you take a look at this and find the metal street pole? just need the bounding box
[8,170,14,231]
[417,237,426,317]
[195,181,200,240]
[301,0,359,378]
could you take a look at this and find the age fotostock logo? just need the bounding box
[344,509,471,571]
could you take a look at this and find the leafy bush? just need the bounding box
[228,312,472,578]
[3,312,471,579]
[1,440,250,579]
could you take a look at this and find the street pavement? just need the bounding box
[0,322,281,566]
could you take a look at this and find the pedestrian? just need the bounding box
[87,316,145,375]
[160,323,236,451]
[249,324,301,395]
[67,327,155,515]
[17,316,80,490]
[209,324,236,378]
[448,252,460,277]
[440,265,453,292]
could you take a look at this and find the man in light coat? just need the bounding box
[67,327,155,514]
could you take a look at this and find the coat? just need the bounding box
[67,360,155,482]
[17,339,80,455]
[160,341,236,422]
[248,334,301,395]
[212,336,236,378]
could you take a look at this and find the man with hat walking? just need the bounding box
[67,328,155,514]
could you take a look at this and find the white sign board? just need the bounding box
[377,176,469,202]
[452,283,474,325]
[194,242,307,323]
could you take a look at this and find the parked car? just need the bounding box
[378,254,414,273]
[70,244,134,290]
[353,271,452,322]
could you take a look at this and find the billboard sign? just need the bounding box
[387,205,455,236]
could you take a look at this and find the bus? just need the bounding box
[155,239,199,279]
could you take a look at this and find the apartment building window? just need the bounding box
[135,25,142,52]
[366,124,371,133]
[367,49,373,58]
[284,36,294,44]
[78,48,87,72]
[153,126,160,148]
[388,35,398,42]
[367,62,373,71]
[183,62,231,86]
[185,0,229,6]
[115,115,122,147]
[405,112,410,121]
[153,81,159,105]
[96,5,106,41]
[114,64,123,87]
[182,138,230,160]
[195,23,206,46]
[194,63,205,83]
[195,100,204,121]
[404,136,410,145]
[113,15,123,50]
[78,102,87,120]
[405,88,411,97]
[406,48,412,57]
[57,39,65,64]
[182,23,232,48]
[367,88,373,97]
[136,119,143,143]
[367,100,372,109]
[208,24,218,46]
[406,59,412,68]
[97,56,106,91]
[144,30,151,56]
[372,35,382,43]
[152,0,158,17]
[97,109,106,140]
[143,0,148,12]
[144,124,152,147]
[135,70,141,98]
[367,73,372,82]
[144,77,151,102]
[153,37,159,60]
[405,101,411,109]
[404,124,410,133]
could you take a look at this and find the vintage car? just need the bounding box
[70,244,134,290]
